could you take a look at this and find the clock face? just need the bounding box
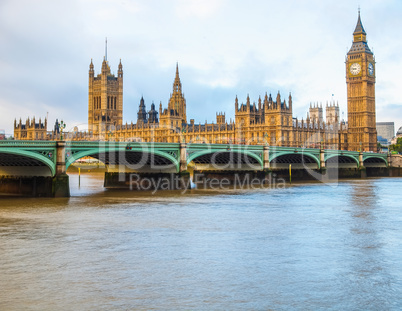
[368,63,374,75]
[350,63,361,75]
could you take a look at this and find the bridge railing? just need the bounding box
[0,140,57,147]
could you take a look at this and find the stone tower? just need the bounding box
[148,102,159,124]
[326,101,339,126]
[346,11,376,151]
[309,102,323,125]
[167,63,187,125]
[137,96,147,126]
[88,55,123,138]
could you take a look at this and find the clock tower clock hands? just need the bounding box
[368,62,374,76]
[350,63,361,75]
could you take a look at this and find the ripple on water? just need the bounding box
[0,176,401,310]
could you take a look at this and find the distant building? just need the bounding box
[391,126,402,144]
[14,118,47,140]
[0,129,5,140]
[376,122,395,144]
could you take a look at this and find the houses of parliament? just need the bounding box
[14,12,377,152]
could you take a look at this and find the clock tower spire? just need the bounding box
[346,10,376,152]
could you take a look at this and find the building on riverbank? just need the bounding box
[14,12,377,152]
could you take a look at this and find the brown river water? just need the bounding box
[0,172,401,310]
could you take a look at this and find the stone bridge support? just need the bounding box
[263,145,270,170]
[53,141,70,197]
[320,148,325,169]
[358,150,366,178]
[180,143,187,172]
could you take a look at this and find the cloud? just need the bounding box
[175,0,226,19]
[0,0,401,135]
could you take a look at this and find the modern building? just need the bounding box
[376,122,395,144]
[14,12,377,152]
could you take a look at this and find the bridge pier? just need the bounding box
[320,148,325,169]
[180,143,187,172]
[358,151,367,178]
[263,145,270,170]
[53,141,70,197]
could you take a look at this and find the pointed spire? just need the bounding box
[276,91,281,104]
[105,37,108,61]
[172,63,182,93]
[354,8,366,36]
[288,92,292,110]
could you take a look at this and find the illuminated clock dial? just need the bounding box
[368,63,374,75]
[350,63,361,75]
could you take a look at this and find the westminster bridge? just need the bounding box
[0,140,392,197]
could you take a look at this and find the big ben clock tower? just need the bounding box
[346,10,377,152]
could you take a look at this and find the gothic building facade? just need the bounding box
[14,13,377,151]
[88,57,123,136]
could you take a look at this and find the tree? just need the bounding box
[389,137,402,153]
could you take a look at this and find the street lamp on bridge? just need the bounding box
[58,120,66,141]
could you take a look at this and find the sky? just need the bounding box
[1,0,402,136]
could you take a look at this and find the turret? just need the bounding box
[276,92,281,109]
[148,101,159,124]
[89,59,94,78]
[264,93,269,110]
[101,57,109,75]
[137,96,147,125]
[118,59,123,78]
[288,93,292,111]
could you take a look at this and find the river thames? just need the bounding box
[1,173,401,310]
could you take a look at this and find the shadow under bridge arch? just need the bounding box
[187,150,263,171]
[270,152,320,170]
[67,148,179,173]
[325,154,359,168]
[0,150,55,177]
[363,156,388,168]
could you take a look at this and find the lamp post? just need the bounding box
[59,120,66,141]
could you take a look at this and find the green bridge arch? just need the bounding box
[270,151,321,168]
[0,148,56,176]
[325,154,359,166]
[187,149,264,169]
[66,146,180,172]
[363,154,388,166]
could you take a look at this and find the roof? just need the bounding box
[353,12,366,35]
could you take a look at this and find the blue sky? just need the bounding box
[1,0,401,135]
